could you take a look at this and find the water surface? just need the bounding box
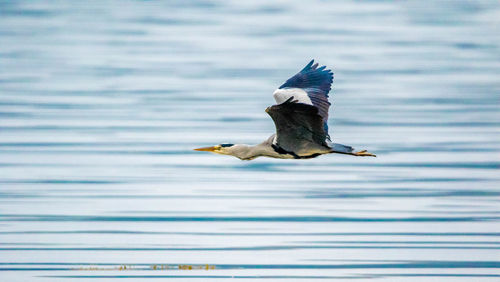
[1,0,500,281]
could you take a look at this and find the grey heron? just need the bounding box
[194,60,376,160]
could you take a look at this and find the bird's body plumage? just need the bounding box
[194,60,375,160]
[266,98,331,157]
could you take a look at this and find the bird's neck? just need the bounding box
[230,144,269,160]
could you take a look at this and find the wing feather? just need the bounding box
[266,98,330,156]
[277,59,334,137]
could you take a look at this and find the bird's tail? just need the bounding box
[328,143,354,154]
[329,143,376,157]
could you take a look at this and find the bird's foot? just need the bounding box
[353,150,376,157]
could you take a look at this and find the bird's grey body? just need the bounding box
[194,60,375,160]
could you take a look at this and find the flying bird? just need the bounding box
[194,60,376,160]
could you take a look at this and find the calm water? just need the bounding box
[1,0,500,281]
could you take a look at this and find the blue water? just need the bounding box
[1,0,499,281]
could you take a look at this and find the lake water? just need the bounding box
[1,0,499,281]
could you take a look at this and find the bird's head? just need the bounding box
[194,143,236,156]
[194,143,256,160]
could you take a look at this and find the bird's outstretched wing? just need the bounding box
[272,60,333,137]
[266,98,330,157]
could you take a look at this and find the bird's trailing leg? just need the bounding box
[352,150,376,157]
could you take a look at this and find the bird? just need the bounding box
[194,60,376,160]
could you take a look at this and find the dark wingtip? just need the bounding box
[279,59,333,95]
[303,59,315,70]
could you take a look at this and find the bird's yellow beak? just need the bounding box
[194,146,218,152]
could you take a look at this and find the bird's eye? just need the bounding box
[220,144,234,148]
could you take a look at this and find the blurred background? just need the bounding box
[0,0,499,281]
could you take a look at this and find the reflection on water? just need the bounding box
[1,0,499,281]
